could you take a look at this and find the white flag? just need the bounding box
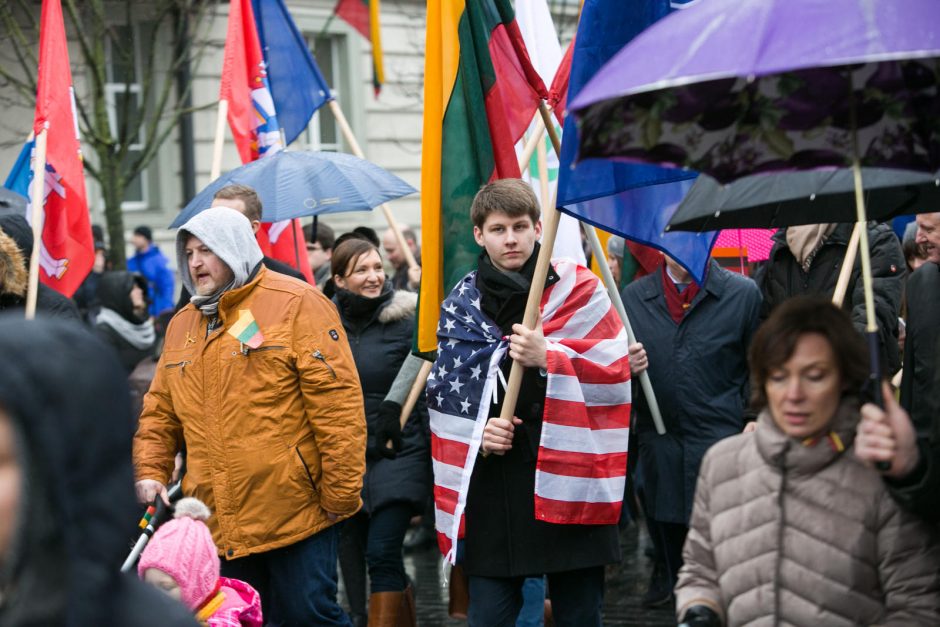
[515,0,586,266]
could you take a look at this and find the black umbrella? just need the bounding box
[667,169,940,232]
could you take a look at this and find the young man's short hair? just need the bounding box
[213,184,263,223]
[303,222,335,251]
[470,179,540,228]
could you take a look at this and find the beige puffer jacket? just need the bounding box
[676,400,940,626]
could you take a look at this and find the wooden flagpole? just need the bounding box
[25,129,48,320]
[517,113,547,174]
[832,222,861,307]
[399,360,434,428]
[536,101,666,434]
[210,99,229,181]
[328,100,418,271]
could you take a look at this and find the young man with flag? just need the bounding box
[134,206,365,626]
[428,179,631,626]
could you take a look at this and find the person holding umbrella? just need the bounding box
[757,220,906,375]
[134,207,366,626]
[676,297,940,626]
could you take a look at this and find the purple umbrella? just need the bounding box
[570,0,940,404]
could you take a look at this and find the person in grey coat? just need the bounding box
[622,255,761,603]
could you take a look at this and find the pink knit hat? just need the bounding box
[138,497,221,610]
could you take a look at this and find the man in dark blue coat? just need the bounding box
[622,254,761,605]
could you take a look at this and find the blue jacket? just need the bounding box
[622,261,761,525]
[127,245,175,316]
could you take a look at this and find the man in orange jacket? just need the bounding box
[134,206,365,626]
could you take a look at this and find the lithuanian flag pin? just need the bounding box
[228,309,263,349]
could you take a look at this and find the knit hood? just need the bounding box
[176,208,263,313]
[0,317,141,626]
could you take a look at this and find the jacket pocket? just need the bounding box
[294,434,322,493]
[164,360,192,374]
[311,350,336,380]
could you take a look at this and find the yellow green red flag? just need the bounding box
[228,309,264,349]
[416,0,548,352]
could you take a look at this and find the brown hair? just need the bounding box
[213,184,263,223]
[331,238,380,278]
[749,297,868,409]
[470,179,540,228]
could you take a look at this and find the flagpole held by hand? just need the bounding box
[328,100,418,271]
[25,129,48,320]
[537,99,666,435]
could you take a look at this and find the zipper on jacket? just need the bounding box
[165,360,191,375]
[312,350,336,380]
[773,442,789,627]
[242,344,287,356]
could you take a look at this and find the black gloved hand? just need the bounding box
[368,400,403,460]
[678,604,721,627]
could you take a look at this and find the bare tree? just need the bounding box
[0,0,219,267]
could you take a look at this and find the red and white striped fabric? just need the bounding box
[538,259,631,524]
[428,259,630,563]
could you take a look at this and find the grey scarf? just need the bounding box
[95,308,155,349]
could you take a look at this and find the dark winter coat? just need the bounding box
[622,261,761,525]
[95,271,156,373]
[0,316,198,627]
[759,222,905,374]
[335,287,431,514]
[899,262,940,437]
[462,250,621,578]
[0,213,81,322]
[127,244,176,317]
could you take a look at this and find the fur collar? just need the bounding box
[0,229,27,298]
[378,289,417,324]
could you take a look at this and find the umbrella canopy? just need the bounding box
[713,228,775,264]
[668,168,940,231]
[172,151,417,228]
[571,0,940,181]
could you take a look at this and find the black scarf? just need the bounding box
[334,282,394,329]
[476,243,543,333]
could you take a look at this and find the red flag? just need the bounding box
[548,36,575,127]
[219,0,282,163]
[30,0,93,297]
[219,0,313,283]
[256,220,315,284]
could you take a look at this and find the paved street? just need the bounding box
[339,521,675,626]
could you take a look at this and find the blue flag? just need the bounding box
[251,0,333,147]
[557,0,715,284]
[4,139,34,199]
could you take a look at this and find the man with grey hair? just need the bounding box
[134,207,365,625]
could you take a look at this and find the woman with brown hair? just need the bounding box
[675,297,940,627]
[330,238,430,627]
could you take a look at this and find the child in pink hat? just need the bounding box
[138,498,262,626]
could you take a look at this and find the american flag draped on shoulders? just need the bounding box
[428,258,631,564]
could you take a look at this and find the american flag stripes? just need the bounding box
[428,259,631,563]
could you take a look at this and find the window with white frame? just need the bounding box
[104,23,148,210]
[304,34,343,152]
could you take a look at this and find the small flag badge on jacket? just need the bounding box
[228,309,264,349]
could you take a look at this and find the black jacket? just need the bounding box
[622,261,761,525]
[175,254,306,311]
[899,262,940,437]
[335,287,431,514]
[0,214,81,322]
[758,222,905,374]
[462,250,621,578]
[95,271,156,373]
[0,317,197,627]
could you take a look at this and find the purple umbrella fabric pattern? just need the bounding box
[571,0,940,183]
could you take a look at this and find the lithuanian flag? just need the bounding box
[334,0,385,94]
[416,0,548,352]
